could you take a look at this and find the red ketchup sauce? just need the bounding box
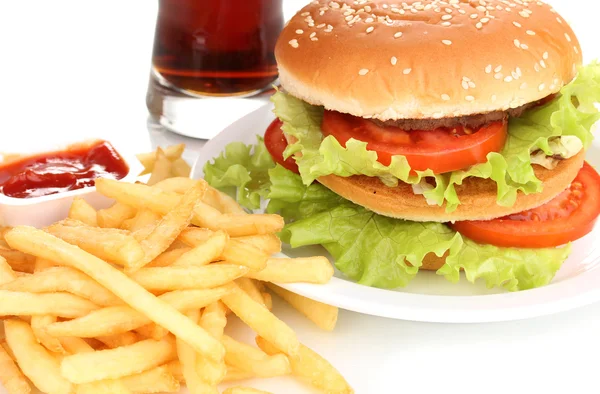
[0,140,129,199]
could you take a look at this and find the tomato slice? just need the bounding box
[450,162,600,248]
[321,110,508,174]
[264,118,299,174]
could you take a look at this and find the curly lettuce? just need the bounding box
[269,165,570,291]
[272,62,600,211]
[203,136,274,209]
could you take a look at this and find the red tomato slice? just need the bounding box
[321,110,508,174]
[264,118,299,174]
[450,162,600,248]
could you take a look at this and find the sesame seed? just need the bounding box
[442,21,451,26]
[534,63,541,72]
[288,39,299,48]
[394,32,403,38]
[468,81,476,88]
[495,65,502,72]
[317,23,325,28]
[521,43,529,50]
[470,13,478,19]
[519,10,529,18]
[462,81,469,90]
[441,14,452,20]
[442,40,452,46]
[494,73,503,80]
[390,56,397,66]
[481,17,490,23]
[445,7,453,13]
[310,32,316,38]
[296,29,303,34]
[485,65,492,74]
[520,82,528,90]
[366,26,374,33]
[365,17,374,23]
[574,46,580,54]
[311,37,318,41]
[543,52,549,60]
[556,17,563,24]
[526,30,536,36]
[364,5,371,12]
[358,68,369,76]
[565,33,572,42]
[441,94,451,101]
[300,12,310,16]
[504,76,513,82]
[465,95,475,102]
[540,59,547,68]
[491,95,497,102]
[539,83,545,91]
[403,68,412,75]
[514,39,520,48]
[513,21,522,28]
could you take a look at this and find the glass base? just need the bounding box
[146,72,274,140]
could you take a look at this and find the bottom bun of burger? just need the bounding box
[317,150,585,223]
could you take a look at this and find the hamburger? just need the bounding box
[204,0,600,291]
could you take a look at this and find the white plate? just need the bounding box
[192,103,600,323]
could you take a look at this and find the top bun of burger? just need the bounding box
[275,0,582,120]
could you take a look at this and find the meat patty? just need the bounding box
[372,95,554,131]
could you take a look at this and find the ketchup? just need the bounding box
[0,141,129,198]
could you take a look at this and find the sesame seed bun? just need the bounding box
[317,150,585,222]
[275,0,582,120]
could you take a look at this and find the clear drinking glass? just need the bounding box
[147,0,284,136]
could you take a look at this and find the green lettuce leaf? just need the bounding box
[203,138,571,291]
[202,136,274,209]
[272,62,600,211]
[270,165,570,291]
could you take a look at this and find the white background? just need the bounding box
[1,1,600,393]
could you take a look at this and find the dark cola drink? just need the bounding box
[152,0,284,97]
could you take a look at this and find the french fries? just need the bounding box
[176,309,218,393]
[147,148,173,186]
[0,290,99,318]
[4,319,74,394]
[132,182,205,270]
[31,315,65,354]
[129,265,248,291]
[97,202,136,229]
[267,284,338,331]
[221,284,300,356]
[0,256,17,285]
[247,256,334,284]
[171,158,191,178]
[120,365,180,393]
[0,343,31,394]
[4,227,225,361]
[46,287,232,338]
[223,388,273,394]
[172,230,228,267]
[137,144,185,175]
[46,223,144,267]
[0,144,351,394]
[0,266,122,306]
[61,338,177,383]
[68,197,98,226]
[222,335,290,378]
[256,337,353,394]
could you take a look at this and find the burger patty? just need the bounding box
[372,98,546,131]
